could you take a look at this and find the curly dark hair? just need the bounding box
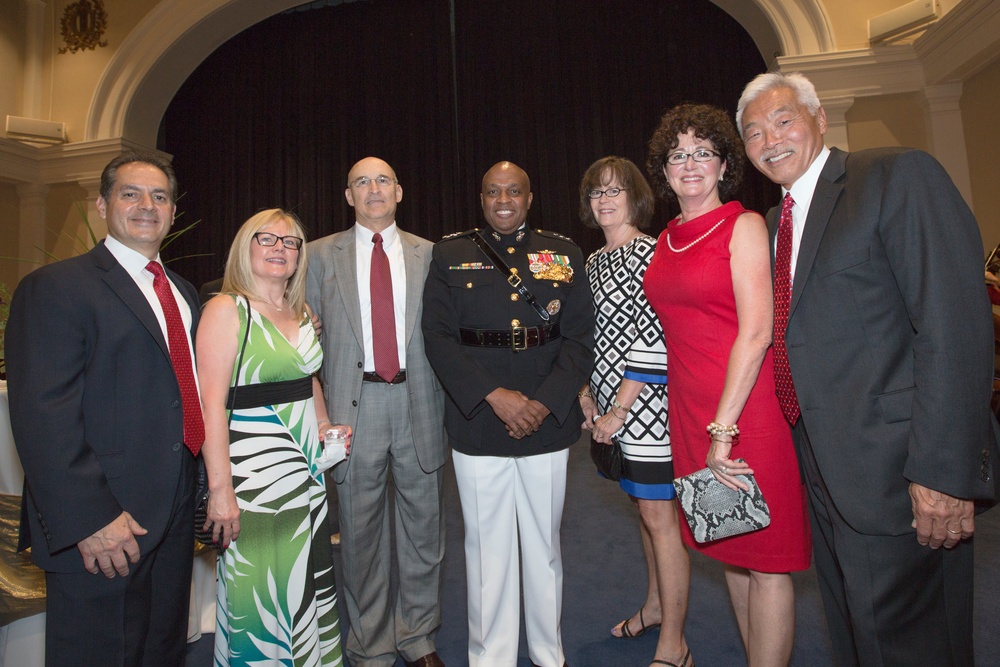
[646,103,744,204]
[578,156,655,230]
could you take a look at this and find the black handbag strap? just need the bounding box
[226,295,252,428]
[470,230,550,322]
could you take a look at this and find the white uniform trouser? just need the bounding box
[452,448,569,667]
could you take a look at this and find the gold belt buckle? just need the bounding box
[511,326,528,352]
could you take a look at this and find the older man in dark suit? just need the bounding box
[6,151,202,666]
[737,71,997,665]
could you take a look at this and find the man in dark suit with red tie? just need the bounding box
[6,151,202,666]
[737,72,997,665]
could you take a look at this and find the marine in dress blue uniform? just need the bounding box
[422,162,594,667]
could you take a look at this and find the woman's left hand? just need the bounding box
[206,485,241,548]
[706,437,753,491]
[592,412,622,445]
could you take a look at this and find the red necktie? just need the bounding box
[371,233,400,382]
[773,193,800,424]
[147,261,205,455]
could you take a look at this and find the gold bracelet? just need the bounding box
[578,387,593,399]
[612,398,630,414]
[706,421,739,437]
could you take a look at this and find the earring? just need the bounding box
[719,174,724,182]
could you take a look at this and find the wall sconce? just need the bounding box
[58,0,109,55]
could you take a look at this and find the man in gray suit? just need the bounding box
[737,72,997,665]
[306,157,447,667]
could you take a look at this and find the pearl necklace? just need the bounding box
[666,217,726,253]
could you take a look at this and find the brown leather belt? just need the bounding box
[362,370,407,384]
[459,323,561,352]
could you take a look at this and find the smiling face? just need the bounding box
[96,162,175,259]
[250,219,299,282]
[345,157,402,231]
[480,162,533,235]
[741,86,827,189]
[589,170,633,233]
[663,130,726,207]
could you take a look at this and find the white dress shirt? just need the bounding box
[781,145,831,280]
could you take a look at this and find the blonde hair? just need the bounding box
[221,208,308,316]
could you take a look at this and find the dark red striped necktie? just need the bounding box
[147,261,205,455]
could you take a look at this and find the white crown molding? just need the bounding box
[778,46,926,98]
[0,138,152,186]
[915,0,1000,84]
[750,0,836,55]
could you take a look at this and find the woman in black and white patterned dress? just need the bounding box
[578,157,692,667]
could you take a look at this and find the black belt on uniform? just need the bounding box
[362,370,407,384]
[459,323,561,352]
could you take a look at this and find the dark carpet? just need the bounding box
[187,436,1000,666]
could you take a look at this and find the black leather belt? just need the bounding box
[362,370,407,384]
[459,323,561,351]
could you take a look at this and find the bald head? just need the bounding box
[345,157,402,231]
[480,161,533,235]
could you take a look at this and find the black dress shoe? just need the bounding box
[404,652,445,667]
[531,663,568,667]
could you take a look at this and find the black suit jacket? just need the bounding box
[769,147,997,535]
[6,241,200,572]
[422,228,594,457]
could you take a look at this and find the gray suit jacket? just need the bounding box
[769,147,997,535]
[306,227,447,482]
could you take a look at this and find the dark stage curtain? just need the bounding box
[159,0,777,287]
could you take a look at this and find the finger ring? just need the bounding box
[947,528,961,535]
[721,466,728,474]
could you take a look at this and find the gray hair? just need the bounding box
[736,72,822,138]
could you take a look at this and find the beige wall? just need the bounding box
[0,182,21,292]
[0,0,25,121]
[845,92,928,151]
[828,0,924,49]
[963,57,1000,253]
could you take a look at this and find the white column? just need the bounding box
[21,0,47,118]
[15,183,49,281]
[819,95,854,153]
[73,175,107,241]
[921,83,974,210]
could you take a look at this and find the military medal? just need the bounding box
[528,250,573,282]
[546,299,561,315]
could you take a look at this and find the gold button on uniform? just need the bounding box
[507,247,516,254]
[511,319,520,326]
[510,294,519,301]
[466,282,473,288]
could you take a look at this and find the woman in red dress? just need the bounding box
[643,103,810,667]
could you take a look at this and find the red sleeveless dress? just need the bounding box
[644,201,810,572]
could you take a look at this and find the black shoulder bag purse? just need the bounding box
[194,296,252,550]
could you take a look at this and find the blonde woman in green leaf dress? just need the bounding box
[197,208,346,666]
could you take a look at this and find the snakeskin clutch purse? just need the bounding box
[674,459,770,543]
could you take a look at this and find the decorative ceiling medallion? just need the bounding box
[58,0,109,55]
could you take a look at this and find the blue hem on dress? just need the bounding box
[616,476,676,500]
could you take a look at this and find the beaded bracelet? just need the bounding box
[706,421,739,437]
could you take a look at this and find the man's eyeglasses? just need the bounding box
[351,175,396,189]
[666,149,721,165]
[254,232,303,250]
[587,187,628,199]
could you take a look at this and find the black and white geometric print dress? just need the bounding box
[586,235,674,499]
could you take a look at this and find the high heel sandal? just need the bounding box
[651,647,692,667]
[612,608,661,638]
